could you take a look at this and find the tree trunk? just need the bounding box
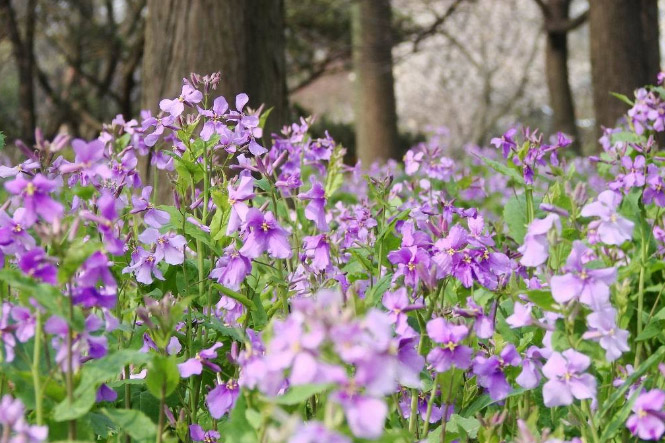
[0,0,37,143]
[544,0,580,153]
[142,0,288,137]
[589,0,660,136]
[351,0,400,167]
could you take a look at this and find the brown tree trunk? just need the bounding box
[544,0,581,153]
[589,0,660,136]
[351,0,400,167]
[0,0,37,143]
[141,0,288,138]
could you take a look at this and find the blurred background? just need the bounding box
[0,0,663,163]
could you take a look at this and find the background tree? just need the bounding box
[533,0,588,153]
[589,0,660,135]
[142,0,288,139]
[351,0,400,166]
[0,0,37,143]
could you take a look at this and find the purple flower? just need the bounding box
[131,186,171,228]
[5,174,63,225]
[142,114,176,147]
[226,175,254,235]
[542,349,596,407]
[426,318,473,372]
[206,379,239,419]
[644,164,665,206]
[298,178,329,231]
[582,306,629,362]
[581,190,634,245]
[302,234,331,271]
[190,424,220,443]
[467,214,495,247]
[178,343,223,377]
[0,395,48,442]
[138,228,186,265]
[382,288,423,335]
[45,314,108,372]
[0,303,17,362]
[388,246,431,288]
[516,346,547,389]
[0,208,36,253]
[472,345,521,401]
[626,389,665,440]
[10,306,35,343]
[550,241,617,308]
[60,139,111,184]
[18,248,57,284]
[122,247,164,284]
[80,190,125,256]
[289,421,351,443]
[239,209,291,259]
[199,96,229,141]
[518,214,561,267]
[432,225,467,276]
[159,84,203,117]
[506,301,533,328]
[96,384,118,403]
[333,392,387,440]
[491,127,518,158]
[209,247,252,290]
[621,155,646,188]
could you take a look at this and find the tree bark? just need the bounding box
[0,0,37,143]
[589,0,660,136]
[351,0,400,167]
[543,0,581,153]
[141,0,288,137]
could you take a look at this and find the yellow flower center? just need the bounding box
[445,341,456,351]
[25,182,36,196]
[261,221,270,232]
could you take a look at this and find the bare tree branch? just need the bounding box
[546,9,588,33]
[411,0,466,52]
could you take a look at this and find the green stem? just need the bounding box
[525,186,535,224]
[582,400,600,443]
[31,310,43,425]
[635,222,648,366]
[421,375,440,436]
[156,384,166,443]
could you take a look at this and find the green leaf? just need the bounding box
[58,239,102,284]
[101,408,156,442]
[201,317,245,342]
[219,394,258,443]
[270,384,332,406]
[0,131,5,149]
[480,157,523,183]
[53,350,151,421]
[609,91,634,106]
[365,274,393,307]
[503,194,528,243]
[146,355,180,399]
[525,290,557,312]
[636,320,664,341]
[597,346,665,421]
[447,414,480,439]
[213,283,254,310]
[600,384,643,441]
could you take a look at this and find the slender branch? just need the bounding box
[411,0,465,52]
[546,9,589,33]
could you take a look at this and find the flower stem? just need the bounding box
[31,310,43,425]
[525,186,535,224]
[421,374,440,436]
[156,384,165,443]
[635,221,648,366]
[582,400,600,443]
